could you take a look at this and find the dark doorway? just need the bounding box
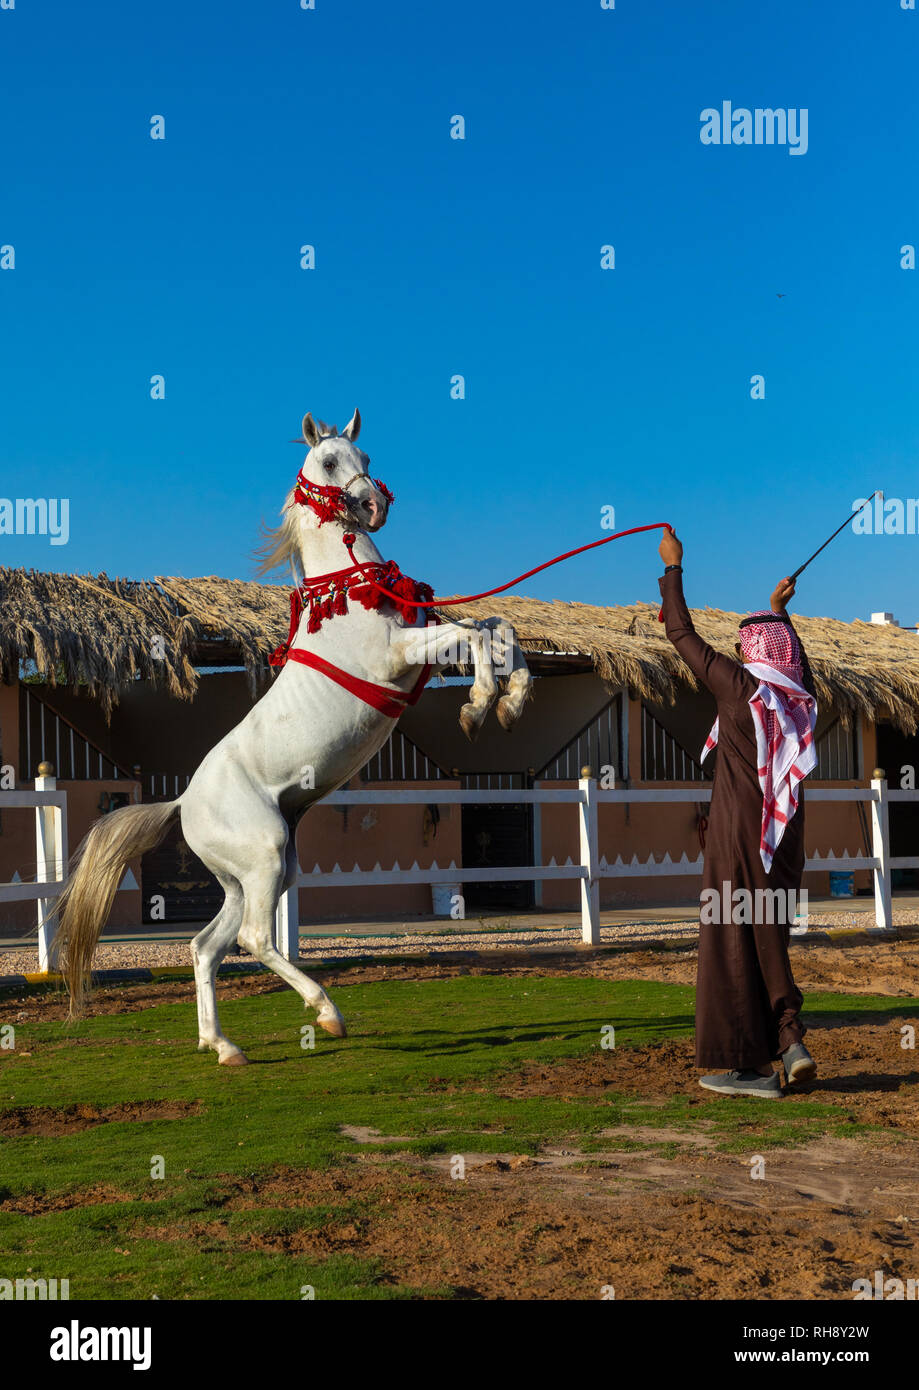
[461,798,534,911]
[875,722,919,890]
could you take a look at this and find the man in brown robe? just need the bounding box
[658,529,818,1098]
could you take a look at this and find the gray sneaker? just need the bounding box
[782,1042,817,1087]
[699,1069,783,1099]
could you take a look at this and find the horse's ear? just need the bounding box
[342,408,361,443]
[301,412,321,447]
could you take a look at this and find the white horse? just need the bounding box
[58,409,532,1063]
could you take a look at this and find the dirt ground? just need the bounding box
[0,1100,201,1138]
[4,935,919,1023]
[206,1013,918,1299]
[4,942,919,1298]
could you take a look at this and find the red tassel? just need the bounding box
[274,557,433,651]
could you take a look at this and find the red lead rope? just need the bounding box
[341,522,675,609]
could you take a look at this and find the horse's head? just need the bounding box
[257,409,395,578]
[294,409,392,533]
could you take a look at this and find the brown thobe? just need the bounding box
[659,568,811,1070]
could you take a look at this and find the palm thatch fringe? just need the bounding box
[2,568,918,732]
[0,568,198,717]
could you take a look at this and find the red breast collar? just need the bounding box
[282,648,431,719]
[269,562,435,662]
[268,560,436,718]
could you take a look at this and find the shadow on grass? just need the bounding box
[348,1013,697,1055]
[800,1070,919,1096]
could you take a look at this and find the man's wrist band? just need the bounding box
[664,564,683,573]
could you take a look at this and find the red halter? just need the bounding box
[294,472,395,526]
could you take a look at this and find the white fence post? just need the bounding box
[870,769,893,933]
[532,776,543,908]
[275,884,300,961]
[35,763,65,973]
[578,771,600,945]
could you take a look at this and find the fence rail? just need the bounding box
[2,775,908,971]
[271,775,904,958]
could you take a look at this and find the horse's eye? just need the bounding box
[323,460,335,471]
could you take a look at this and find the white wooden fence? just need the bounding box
[1,775,913,972]
[273,775,915,958]
[0,774,68,972]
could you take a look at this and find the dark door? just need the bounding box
[461,802,534,910]
[875,723,919,890]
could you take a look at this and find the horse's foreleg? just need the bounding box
[457,625,497,741]
[482,618,533,730]
[397,621,497,741]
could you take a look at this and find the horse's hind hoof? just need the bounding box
[317,1006,347,1038]
[219,1051,249,1066]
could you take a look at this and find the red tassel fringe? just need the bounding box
[271,561,434,660]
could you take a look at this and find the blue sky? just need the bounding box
[1,0,917,623]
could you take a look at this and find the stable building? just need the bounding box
[1,565,918,932]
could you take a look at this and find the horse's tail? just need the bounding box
[58,799,181,1016]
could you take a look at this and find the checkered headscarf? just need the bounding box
[738,610,803,678]
[701,612,817,872]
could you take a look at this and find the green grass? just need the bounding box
[0,976,915,1298]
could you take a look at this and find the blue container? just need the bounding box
[829,871,855,898]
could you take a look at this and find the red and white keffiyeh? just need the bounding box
[700,612,818,873]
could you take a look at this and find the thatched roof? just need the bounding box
[2,567,918,731]
[0,568,199,716]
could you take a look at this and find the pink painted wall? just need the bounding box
[293,778,463,921]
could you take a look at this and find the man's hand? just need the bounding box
[659,527,683,568]
[771,576,796,613]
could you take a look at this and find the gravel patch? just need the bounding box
[1,908,915,978]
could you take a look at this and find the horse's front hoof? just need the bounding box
[459,703,481,742]
[495,695,518,731]
[219,1050,249,1066]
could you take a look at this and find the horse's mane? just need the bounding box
[255,423,341,580]
[255,487,302,580]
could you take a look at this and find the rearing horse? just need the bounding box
[57,410,533,1063]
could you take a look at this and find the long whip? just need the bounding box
[789,492,881,581]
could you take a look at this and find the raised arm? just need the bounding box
[770,575,816,698]
[657,530,754,704]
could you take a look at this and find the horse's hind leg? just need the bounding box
[191,877,248,1065]
[237,845,347,1040]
